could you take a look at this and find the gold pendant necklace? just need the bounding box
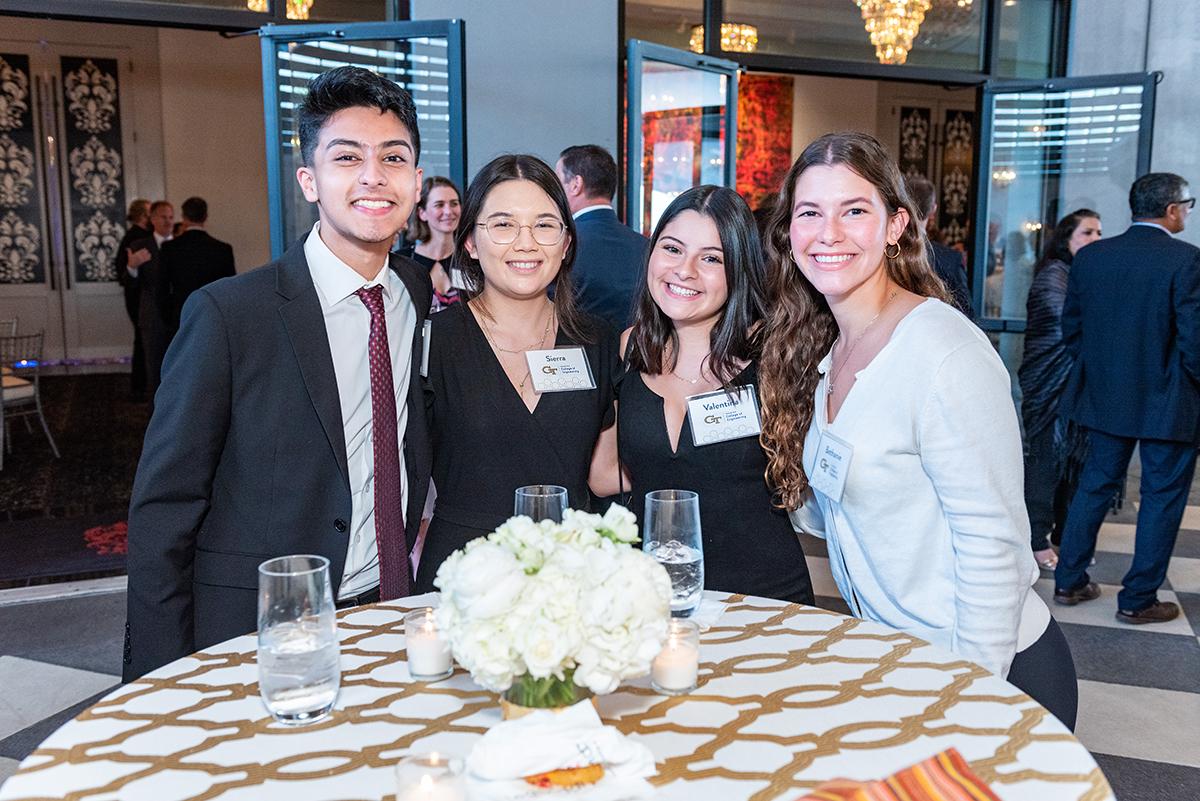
[828,289,899,397]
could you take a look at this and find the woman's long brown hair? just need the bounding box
[759,132,950,509]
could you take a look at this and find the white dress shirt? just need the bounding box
[791,299,1049,677]
[305,222,415,600]
[572,203,613,220]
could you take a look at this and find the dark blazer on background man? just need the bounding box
[123,239,433,682]
[572,207,648,329]
[159,228,237,330]
[927,241,975,319]
[116,223,151,320]
[133,236,171,393]
[1060,223,1200,443]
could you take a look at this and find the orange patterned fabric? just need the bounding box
[797,748,1001,801]
[736,74,794,211]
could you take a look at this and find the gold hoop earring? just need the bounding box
[884,242,900,259]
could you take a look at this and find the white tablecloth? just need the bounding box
[0,592,1112,801]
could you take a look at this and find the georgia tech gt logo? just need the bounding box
[704,414,722,424]
[541,366,559,375]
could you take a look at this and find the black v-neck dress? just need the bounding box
[617,363,814,604]
[415,302,618,591]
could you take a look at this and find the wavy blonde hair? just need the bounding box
[760,132,951,509]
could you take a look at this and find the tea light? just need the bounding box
[405,608,453,681]
[395,752,465,801]
[651,618,699,695]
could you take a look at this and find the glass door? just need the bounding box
[259,20,466,259]
[626,40,738,235]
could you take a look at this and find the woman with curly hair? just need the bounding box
[759,132,1075,729]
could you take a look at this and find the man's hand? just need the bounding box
[126,247,152,273]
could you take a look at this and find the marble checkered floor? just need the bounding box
[1,508,1198,800]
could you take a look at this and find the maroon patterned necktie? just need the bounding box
[355,285,409,600]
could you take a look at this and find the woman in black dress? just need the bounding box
[590,185,813,604]
[416,155,617,591]
[402,176,463,312]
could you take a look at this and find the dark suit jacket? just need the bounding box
[928,241,974,319]
[116,223,151,320]
[572,208,648,329]
[159,229,237,330]
[1060,224,1200,443]
[123,239,433,681]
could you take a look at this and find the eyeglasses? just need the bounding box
[476,218,566,247]
[1173,197,1196,211]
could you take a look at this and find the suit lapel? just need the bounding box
[276,242,351,491]
[388,253,433,541]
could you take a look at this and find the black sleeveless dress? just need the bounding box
[415,303,617,591]
[617,363,813,604]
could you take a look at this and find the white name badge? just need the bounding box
[687,386,762,447]
[809,429,852,503]
[525,347,596,393]
[420,319,431,378]
[450,267,468,291]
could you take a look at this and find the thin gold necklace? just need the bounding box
[828,289,899,397]
[477,305,553,354]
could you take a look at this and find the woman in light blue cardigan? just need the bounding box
[758,132,1076,731]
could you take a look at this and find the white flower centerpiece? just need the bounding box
[434,504,672,711]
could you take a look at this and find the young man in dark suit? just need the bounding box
[556,145,648,328]
[123,67,433,681]
[1054,172,1200,624]
[128,200,175,395]
[116,199,151,398]
[158,196,237,331]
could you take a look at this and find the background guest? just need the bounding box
[589,184,813,604]
[760,132,1074,729]
[159,196,236,332]
[903,175,973,318]
[129,200,174,397]
[404,176,463,312]
[116,198,151,399]
[1054,173,1200,625]
[556,144,647,328]
[1018,209,1102,570]
[417,154,617,591]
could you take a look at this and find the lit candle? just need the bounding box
[405,608,453,680]
[396,753,465,801]
[652,619,699,694]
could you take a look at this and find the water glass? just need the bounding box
[257,554,340,725]
[514,484,568,522]
[643,489,704,617]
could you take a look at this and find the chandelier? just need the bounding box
[854,0,932,65]
[246,0,314,20]
[688,22,759,54]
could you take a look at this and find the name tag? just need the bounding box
[525,347,596,393]
[809,429,852,503]
[686,385,762,447]
[420,319,431,378]
[450,267,468,291]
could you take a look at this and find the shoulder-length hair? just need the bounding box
[627,185,767,386]
[452,154,593,344]
[1035,208,1100,272]
[406,176,460,244]
[759,131,950,509]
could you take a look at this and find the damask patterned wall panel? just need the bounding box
[0,53,44,285]
[61,56,126,283]
[898,106,931,180]
[735,74,793,211]
[938,109,974,248]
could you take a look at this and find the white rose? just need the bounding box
[438,541,525,619]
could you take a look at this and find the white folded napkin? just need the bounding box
[466,699,655,801]
[682,596,726,630]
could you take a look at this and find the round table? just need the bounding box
[0,592,1112,801]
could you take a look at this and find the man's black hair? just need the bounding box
[298,66,420,167]
[180,196,208,224]
[1130,172,1188,219]
[558,144,617,201]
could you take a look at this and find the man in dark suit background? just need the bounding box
[159,196,236,331]
[1054,172,1199,624]
[116,199,151,398]
[556,145,647,329]
[128,200,175,396]
[903,175,974,318]
[123,67,432,680]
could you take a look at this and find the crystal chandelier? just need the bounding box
[854,0,933,65]
[246,0,315,20]
[688,22,759,54]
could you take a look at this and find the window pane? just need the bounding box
[101,0,392,19]
[997,0,1056,78]
[722,0,983,71]
[625,0,704,52]
[982,84,1145,321]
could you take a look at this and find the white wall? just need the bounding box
[791,75,878,159]
[409,0,619,179]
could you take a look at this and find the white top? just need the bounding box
[305,221,414,600]
[791,299,1048,678]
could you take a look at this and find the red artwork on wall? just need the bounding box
[736,74,794,212]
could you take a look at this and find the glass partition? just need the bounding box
[260,20,465,257]
[996,0,1057,79]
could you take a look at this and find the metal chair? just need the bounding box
[0,331,60,470]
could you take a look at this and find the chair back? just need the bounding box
[1,332,46,401]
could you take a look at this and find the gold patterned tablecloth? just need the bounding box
[0,592,1112,801]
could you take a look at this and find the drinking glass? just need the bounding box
[257,554,340,725]
[643,490,704,617]
[514,484,568,522]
